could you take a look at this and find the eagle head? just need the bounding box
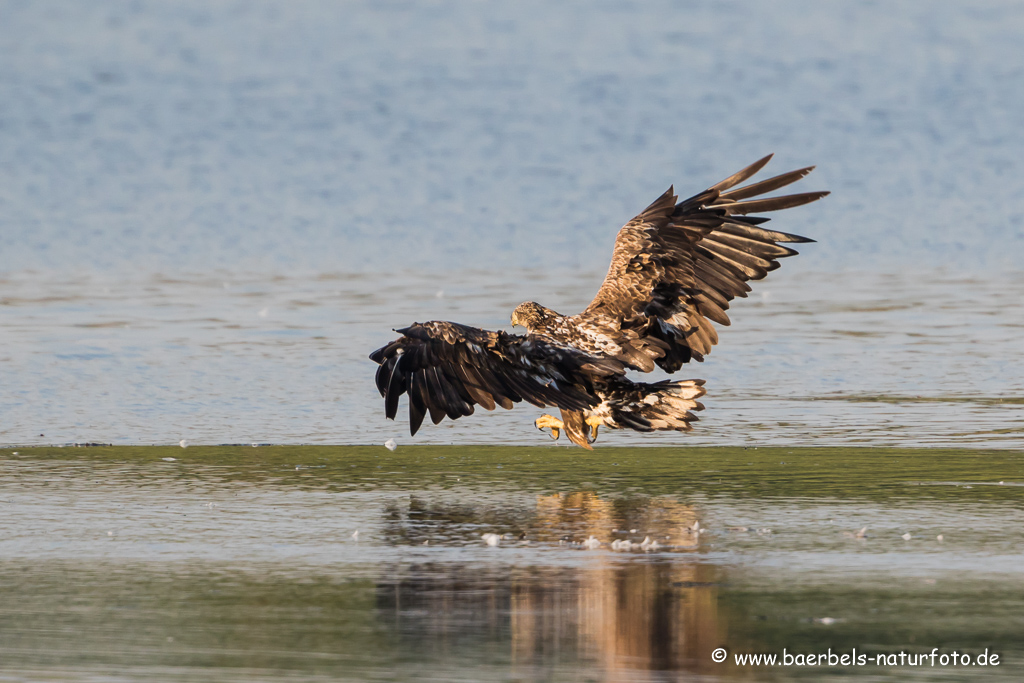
[510,301,560,332]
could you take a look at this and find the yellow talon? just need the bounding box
[585,415,603,441]
[535,414,564,441]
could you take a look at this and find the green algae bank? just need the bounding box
[1,445,1022,681]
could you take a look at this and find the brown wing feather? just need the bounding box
[369,321,625,435]
[576,155,828,372]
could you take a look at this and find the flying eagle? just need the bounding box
[370,155,827,448]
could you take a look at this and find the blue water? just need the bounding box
[2,1,1022,274]
[1,1,1023,447]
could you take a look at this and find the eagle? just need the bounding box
[370,155,827,449]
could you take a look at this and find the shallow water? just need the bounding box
[2,445,1022,681]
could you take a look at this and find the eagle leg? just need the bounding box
[535,414,563,441]
[585,415,603,442]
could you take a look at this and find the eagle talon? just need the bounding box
[585,415,603,442]
[535,414,564,441]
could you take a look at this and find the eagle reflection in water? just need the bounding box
[371,155,827,447]
[378,492,723,675]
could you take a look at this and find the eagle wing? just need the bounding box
[577,154,828,372]
[369,320,626,435]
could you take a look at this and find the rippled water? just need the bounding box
[2,268,1022,448]
[3,1,1023,275]
[2,445,1023,681]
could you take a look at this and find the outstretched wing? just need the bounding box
[369,320,626,435]
[577,154,828,372]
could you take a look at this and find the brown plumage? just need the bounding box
[370,155,827,448]
[573,154,827,372]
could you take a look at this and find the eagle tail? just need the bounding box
[558,410,595,450]
[604,379,706,433]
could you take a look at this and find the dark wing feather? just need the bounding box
[576,154,827,372]
[368,320,625,435]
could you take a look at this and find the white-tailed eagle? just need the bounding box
[370,155,827,448]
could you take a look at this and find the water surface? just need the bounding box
[2,269,1022,448]
[1,445,1022,681]
[2,1,1023,448]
